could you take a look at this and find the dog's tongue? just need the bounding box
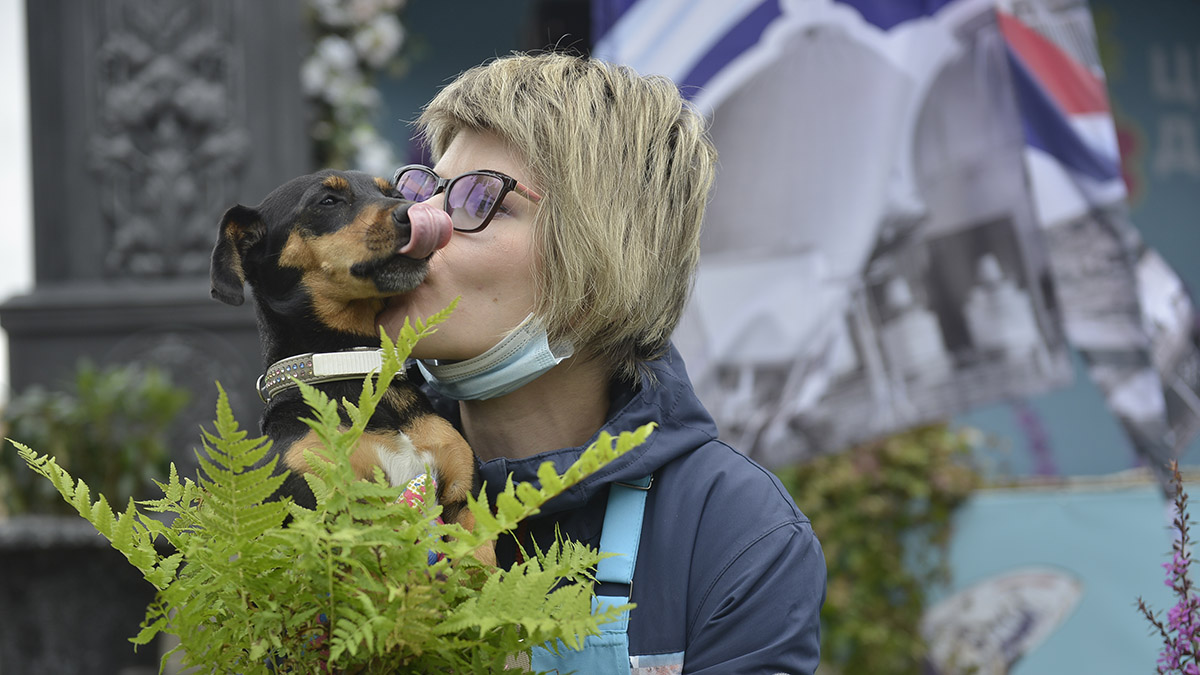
[399,203,453,259]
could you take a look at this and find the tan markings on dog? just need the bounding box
[382,384,420,413]
[401,416,495,564]
[279,230,318,269]
[404,414,475,507]
[308,293,388,336]
[322,175,350,191]
[363,215,398,253]
[284,428,377,481]
[228,220,255,244]
[277,206,401,335]
[283,423,495,565]
[454,508,497,566]
[221,227,247,283]
[283,429,423,485]
[278,206,396,276]
[374,177,393,193]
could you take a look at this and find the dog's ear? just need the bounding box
[211,204,265,306]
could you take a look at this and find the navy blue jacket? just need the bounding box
[424,345,826,674]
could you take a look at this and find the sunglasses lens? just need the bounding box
[395,169,438,201]
[446,174,504,231]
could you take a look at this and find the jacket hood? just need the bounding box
[420,343,718,515]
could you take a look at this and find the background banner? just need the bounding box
[594,0,1200,480]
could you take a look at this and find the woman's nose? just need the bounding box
[421,190,447,210]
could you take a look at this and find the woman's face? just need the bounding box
[377,129,540,361]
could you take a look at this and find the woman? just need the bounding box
[378,52,825,674]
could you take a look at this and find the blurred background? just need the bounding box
[0,0,33,400]
[1,0,1199,673]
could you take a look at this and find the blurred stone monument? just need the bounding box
[0,1,311,672]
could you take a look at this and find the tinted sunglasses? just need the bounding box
[392,164,543,233]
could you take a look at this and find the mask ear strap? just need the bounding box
[417,314,574,400]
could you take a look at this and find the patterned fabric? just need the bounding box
[398,472,436,508]
[397,472,445,565]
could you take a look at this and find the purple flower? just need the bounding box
[1140,461,1200,674]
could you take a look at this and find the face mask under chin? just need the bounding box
[417,313,575,400]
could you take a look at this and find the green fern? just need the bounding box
[11,303,651,674]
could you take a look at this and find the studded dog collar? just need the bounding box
[258,347,384,403]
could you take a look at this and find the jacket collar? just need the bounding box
[419,343,717,515]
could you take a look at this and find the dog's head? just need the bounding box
[211,170,451,337]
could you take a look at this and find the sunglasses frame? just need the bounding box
[392,164,543,233]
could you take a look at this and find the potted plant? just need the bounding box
[12,314,647,673]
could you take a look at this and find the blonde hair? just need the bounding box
[418,52,717,382]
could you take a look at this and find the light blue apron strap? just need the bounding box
[595,474,652,586]
[530,475,652,674]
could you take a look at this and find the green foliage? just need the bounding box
[775,424,983,675]
[11,305,652,674]
[0,361,190,517]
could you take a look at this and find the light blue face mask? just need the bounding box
[417,314,575,401]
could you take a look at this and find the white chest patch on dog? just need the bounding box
[362,431,434,487]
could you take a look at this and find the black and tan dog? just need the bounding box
[210,169,490,562]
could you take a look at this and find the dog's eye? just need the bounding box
[319,195,340,206]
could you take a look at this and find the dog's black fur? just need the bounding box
[210,170,486,559]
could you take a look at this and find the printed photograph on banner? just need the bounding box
[1135,247,1200,460]
[680,2,1071,466]
[1003,0,1200,478]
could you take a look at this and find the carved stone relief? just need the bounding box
[88,0,250,278]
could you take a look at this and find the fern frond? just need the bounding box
[13,441,163,577]
[437,423,657,560]
[297,381,346,451]
[436,537,627,651]
[11,301,652,673]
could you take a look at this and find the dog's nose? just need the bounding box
[395,202,453,259]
